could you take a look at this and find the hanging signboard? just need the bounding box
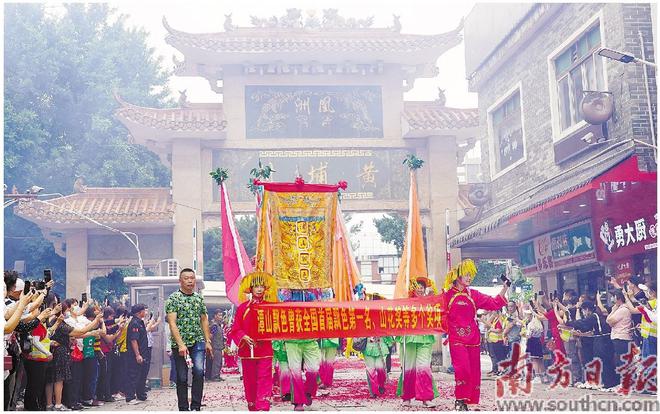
[591,180,657,262]
[519,220,596,275]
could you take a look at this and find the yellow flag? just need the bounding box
[394,171,428,299]
[331,206,362,302]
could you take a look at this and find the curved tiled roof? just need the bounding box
[115,98,477,134]
[163,18,462,55]
[403,102,479,131]
[114,95,227,133]
[14,188,174,226]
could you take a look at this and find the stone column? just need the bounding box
[171,139,204,276]
[427,136,461,288]
[427,136,461,369]
[65,230,88,298]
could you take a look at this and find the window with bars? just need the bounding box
[490,90,524,173]
[378,256,400,275]
[553,24,606,132]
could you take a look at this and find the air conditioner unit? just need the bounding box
[159,259,179,277]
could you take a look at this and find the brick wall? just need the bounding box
[473,3,656,211]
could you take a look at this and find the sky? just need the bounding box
[113,0,478,108]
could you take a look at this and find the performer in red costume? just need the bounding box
[442,259,509,411]
[229,271,278,411]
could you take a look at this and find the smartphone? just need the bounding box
[81,293,88,303]
[538,291,545,296]
[500,273,512,286]
[43,269,52,283]
[23,280,31,295]
[534,293,538,301]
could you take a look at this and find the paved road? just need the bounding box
[89,355,657,411]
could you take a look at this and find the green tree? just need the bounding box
[90,267,131,303]
[343,212,363,251]
[4,4,172,297]
[373,213,406,255]
[203,215,258,281]
[471,260,507,287]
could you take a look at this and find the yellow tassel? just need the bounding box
[238,271,278,303]
[443,268,457,291]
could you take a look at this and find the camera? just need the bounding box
[34,281,46,291]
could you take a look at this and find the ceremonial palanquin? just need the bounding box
[254,179,360,301]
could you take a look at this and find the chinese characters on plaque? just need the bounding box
[245,85,384,139]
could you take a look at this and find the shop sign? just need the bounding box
[519,220,596,275]
[598,214,658,258]
[591,179,656,262]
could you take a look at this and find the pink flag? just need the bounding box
[220,183,253,305]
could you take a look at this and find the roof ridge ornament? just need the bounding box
[391,15,401,33]
[248,9,375,30]
[224,13,235,32]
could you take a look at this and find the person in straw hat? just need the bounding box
[395,276,440,408]
[228,271,277,411]
[442,259,508,411]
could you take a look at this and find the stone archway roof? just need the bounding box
[14,187,174,228]
[114,96,478,140]
[114,93,227,133]
[163,17,463,58]
[403,102,479,131]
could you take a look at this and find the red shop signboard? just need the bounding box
[591,180,657,262]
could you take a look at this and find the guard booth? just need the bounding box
[124,274,205,385]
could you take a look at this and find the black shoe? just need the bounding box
[305,393,312,406]
[455,400,469,411]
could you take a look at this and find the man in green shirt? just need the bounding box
[166,268,212,411]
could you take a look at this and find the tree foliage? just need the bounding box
[4,4,172,297]
[471,260,507,287]
[90,267,132,304]
[203,215,258,281]
[373,213,406,255]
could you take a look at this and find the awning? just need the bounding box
[450,141,655,247]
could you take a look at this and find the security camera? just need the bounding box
[580,132,595,144]
[26,185,44,194]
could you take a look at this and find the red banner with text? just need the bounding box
[248,296,445,340]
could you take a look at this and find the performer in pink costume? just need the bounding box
[229,271,277,411]
[442,260,509,411]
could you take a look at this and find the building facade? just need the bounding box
[453,3,657,297]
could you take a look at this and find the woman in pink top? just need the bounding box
[605,290,633,380]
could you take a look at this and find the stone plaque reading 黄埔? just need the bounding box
[212,148,408,203]
[245,85,383,139]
